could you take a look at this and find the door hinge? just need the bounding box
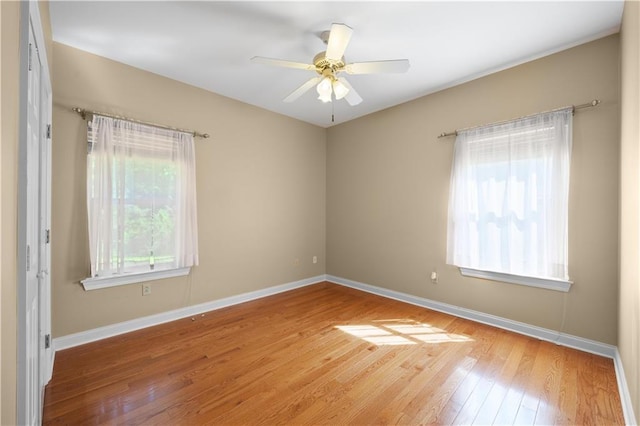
[26,245,30,271]
[44,334,51,349]
[46,124,51,139]
[45,229,50,244]
[28,43,32,71]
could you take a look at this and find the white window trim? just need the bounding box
[459,268,572,292]
[81,267,191,291]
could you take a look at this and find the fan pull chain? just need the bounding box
[331,98,335,123]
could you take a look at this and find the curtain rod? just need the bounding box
[72,107,210,139]
[437,99,600,139]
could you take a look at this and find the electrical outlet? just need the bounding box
[313,256,318,264]
[142,283,151,296]
[430,271,438,284]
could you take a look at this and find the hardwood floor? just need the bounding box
[43,282,624,425]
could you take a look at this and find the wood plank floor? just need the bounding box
[43,282,624,425]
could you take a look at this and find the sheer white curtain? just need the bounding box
[446,108,572,282]
[87,115,199,278]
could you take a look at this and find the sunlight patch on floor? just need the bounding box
[336,321,473,346]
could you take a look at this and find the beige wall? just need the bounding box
[619,1,640,419]
[327,35,620,345]
[52,43,326,337]
[1,2,20,423]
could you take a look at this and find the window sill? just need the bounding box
[459,268,572,292]
[81,267,191,291]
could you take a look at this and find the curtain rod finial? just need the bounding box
[72,107,87,120]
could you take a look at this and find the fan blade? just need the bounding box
[283,77,322,103]
[337,77,362,106]
[325,23,353,61]
[345,59,410,74]
[251,56,316,71]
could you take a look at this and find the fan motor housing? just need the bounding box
[313,52,345,73]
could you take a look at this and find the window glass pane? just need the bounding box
[149,159,177,270]
[119,157,177,273]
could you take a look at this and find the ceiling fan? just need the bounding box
[251,23,410,106]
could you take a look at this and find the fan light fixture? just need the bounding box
[316,76,349,103]
[332,79,349,100]
[317,77,333,102]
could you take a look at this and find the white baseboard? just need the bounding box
[54,275,326,351]
[327,275,616,358]
[614,349,639,426]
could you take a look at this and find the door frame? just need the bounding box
[16,1,53,424]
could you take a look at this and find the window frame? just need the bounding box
[83,115,199,290]
[81,267,191,291]
[446,108,573,292]
[458,268,572,292]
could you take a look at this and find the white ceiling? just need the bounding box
[49,1,624,128]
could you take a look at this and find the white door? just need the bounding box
[38,40,53,388]
[25,22,43,426]
[18,2,52,424]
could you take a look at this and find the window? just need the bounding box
[446,108,573,292]
[82,115,199,290]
